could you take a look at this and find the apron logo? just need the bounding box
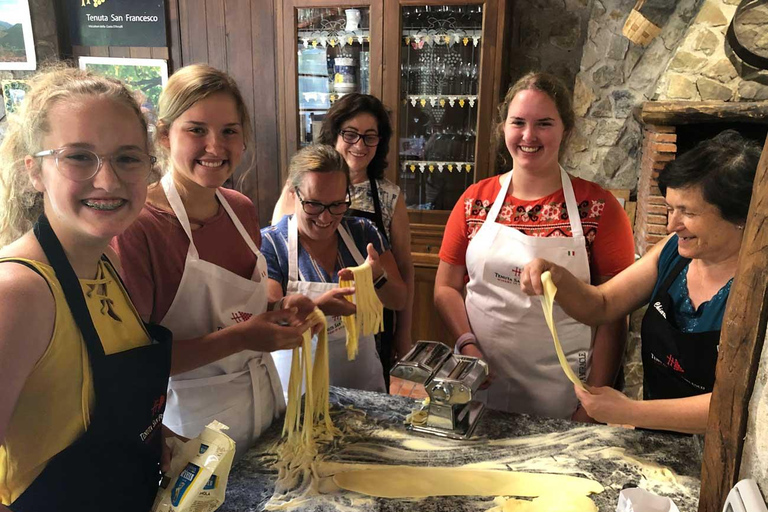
[231,311,253,323]
[151,394,166,416]
[666,355,685,373]
[566,250,576,256]
[653,301,667,319]
[139,413,164,442]
[494,267,522,286]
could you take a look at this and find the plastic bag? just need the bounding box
[151,421,235,512]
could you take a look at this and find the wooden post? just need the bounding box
[698,135,768,511]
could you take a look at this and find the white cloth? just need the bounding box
[159,174,284,459]
[464,168,593,418]
[272,216,385,401]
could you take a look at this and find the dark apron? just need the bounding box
[348,177,395,388]
[641,257,720,400]
[9,214,172,512]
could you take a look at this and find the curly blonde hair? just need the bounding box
[0,65,149,248]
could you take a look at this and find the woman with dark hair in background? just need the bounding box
[521,130,761,434]
[272,93,414,385]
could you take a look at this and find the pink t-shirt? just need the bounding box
[111,188,261,325]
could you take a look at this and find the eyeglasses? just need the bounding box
[34,147,156,184]
[339,130,382,147]
[295,188,351,215]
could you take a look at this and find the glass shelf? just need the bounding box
[398,4,482,211]
[295,7,371,146]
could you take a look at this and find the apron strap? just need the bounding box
[287,215,309,282]
[33,215,107,376]
[161,173,199,259]
[215,188,261,257]
[337,222,366,265]
[161,174,261,260]
[652,250,692,302]
[559,169,584,237]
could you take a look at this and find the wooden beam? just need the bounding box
[641,101,768,125]
[698,135,768,512]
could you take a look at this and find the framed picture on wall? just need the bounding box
[1,79,29,114]
[78,56,168,124]
[0,0,37,70]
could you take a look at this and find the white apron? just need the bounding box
[272,216,385,401]
[465,168,593,418]
[159,174,285,459]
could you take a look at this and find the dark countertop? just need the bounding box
[222,387,702,512]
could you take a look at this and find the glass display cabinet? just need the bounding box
[278,0,383,166]
[278,0,511,344]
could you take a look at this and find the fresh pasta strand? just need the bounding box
[338,261,384,361]
[539,271,587,391]
[271,308,340,509]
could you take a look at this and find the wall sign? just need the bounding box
[67,0,166,47]
[0,0,37,70]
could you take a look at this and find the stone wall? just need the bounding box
[563,0,700,190]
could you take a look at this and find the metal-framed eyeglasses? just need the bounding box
[294,188,351,216]
[339,129,382,147]
[34,147,156,184]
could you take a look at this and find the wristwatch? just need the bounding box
[373,268,388,289]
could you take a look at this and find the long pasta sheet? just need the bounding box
[539,271,587,391]
[338,261,384,361]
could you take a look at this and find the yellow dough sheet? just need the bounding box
[539,271,587,391]
[333,466,603,499]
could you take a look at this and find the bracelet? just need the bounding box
[454,332,477,354]
[373,268,388,289]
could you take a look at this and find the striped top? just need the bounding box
[261,215,389,294]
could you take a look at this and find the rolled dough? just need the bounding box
[539,271,587,391]
[333,466,603,498]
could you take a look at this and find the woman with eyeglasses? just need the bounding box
[111,64,314,461]
[0,67,171,510]
[272,93,415,384]
[262,144,407,395]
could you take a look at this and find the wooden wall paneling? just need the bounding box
[91,46,109,57]
[278,0,298,170]
[151,47,170,60]
[698,135,768,512]
[167,0,183,71]
[250,0,282,224]
[411,254,452,346]
[381,0,401,185]
[275,0,288,177]
[205,0,227,71]
[180,0,210,64]
[108,46,131,58]
[223,0,259,215]
[129,47,153,58]
[473,0,498,183]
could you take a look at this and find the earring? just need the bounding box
[737,225,745,230]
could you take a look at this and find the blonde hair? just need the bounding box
[288,144,349,190]
[495,72,575,169]
[0,64,149,248]
[155,64,254,172]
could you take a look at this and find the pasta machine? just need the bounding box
[391,340,488,440]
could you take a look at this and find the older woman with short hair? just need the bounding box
[521,129,761,434]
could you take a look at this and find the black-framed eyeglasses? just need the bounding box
[339,129,382,147]
[34,147,156,184]
[295,188,351,215]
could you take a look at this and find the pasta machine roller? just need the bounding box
[391,340,488,439]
